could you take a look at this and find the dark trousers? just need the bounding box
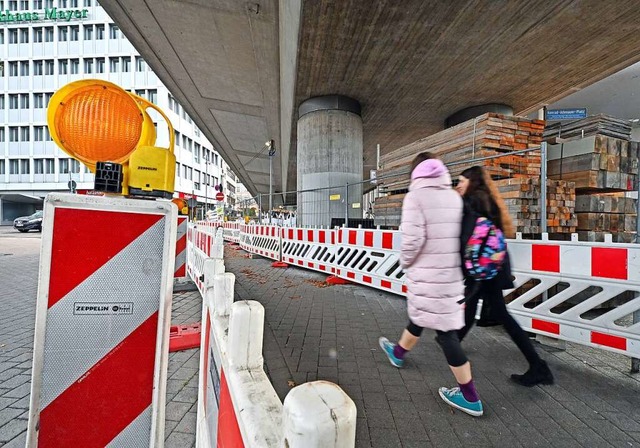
[458,278,542,367]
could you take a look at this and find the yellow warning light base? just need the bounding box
[128,146,176,199]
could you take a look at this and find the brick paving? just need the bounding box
[224,242,640,448]
[2,226,640,447]
[0,227,201,447]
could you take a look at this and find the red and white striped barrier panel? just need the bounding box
[280,227,337,274]
[174,216,188,278]
[187,224,224,294]
[334,228,406,296]
[27,193,177,446]
[222,222,241,244]
[243,225,281,261]
[239,224,254,252]
[506,234,640,358]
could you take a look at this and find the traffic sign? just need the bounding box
[215,192,224,201]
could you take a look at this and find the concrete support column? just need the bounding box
[297,95,363,228]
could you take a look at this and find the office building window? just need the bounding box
[70,25,79,41]
[183,165,187,178]
[34,0,42,8]
[10,160,19,175]
[175,131,180,146]
[8,62,17,77]
[34,93,44,108]
[0,160,4,175]
[182,136,187,148]
[83,24,93,40]
[44,0,53,7]
[70,159,80,173]
[149,89,157,104]
[0,95,4,110]
[135,56,145,72]
[175,163,180,177]
[109,24,119,39]
[19,61,29,76]
[195,170,201,182]
[194,144,200,162]
[0,128,4,143]
[44,26,53,42]
[70,0,77,6]
[122,56,130,72]
[188,167,193,180]
[59,59,68,75]
[58,26,68,42]
[95,24,104,40]
[20,159,30,174]
[33,27,42,42]
[19,27,28,43]
[59,158,69,174]
[0,30,4,45]
[44,59,54,75]
[70,58,79,74]
[84,58,93,74]
[83,0,90,6]
[34,126,44,141]
[19,0,27,9]
[8,29,17,44]
[44,126,52,141]
[9,94,18,109]
[96,57,104,73]
[59,0,67,7]
[20,126,29,141]
[20,93,29,109]
[45,159,55,174]
[109,57,119,72]
[135,89,145,98]
[8,0,16,10]
[33,60,43,75]
[45,92,53,106]
[34,159,44,174]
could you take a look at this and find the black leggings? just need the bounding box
[406,322,468,367]
[458,278,542,367]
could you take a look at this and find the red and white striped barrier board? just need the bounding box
[244,225,281,261]
[27,193,177,447]
[334,228,406,295]
[222,222,241,244]
[174,216,188,278]
[239,224,254,252]
[280,227,337,274]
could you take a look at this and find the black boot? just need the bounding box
[510,360,554,387]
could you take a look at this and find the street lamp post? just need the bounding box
[267,140,275,225]
[204,154,209,219]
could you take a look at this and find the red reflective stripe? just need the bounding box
[319,265,326,271]
[363,276,372,283]
[591,248,628,280]
[319,231,326,244]
[49,209,163,308]
[332,232,336,245]
[532,318,560,335]
[38,312,158,447]
[175,235,187,258]
[174,265,186,277]
[308,262,315,268]
[532,245,560,272]
[298,229,303,241]
[347,272,355,279]
[289,229,294,240]
[348,230,357,245]
[364,231,373,247]
[402,285,407,293]
[203,313,211,410]
[217,370,245,447]
[382,233,393,250]
[298,260,303,265]
[381,280,392,289]
[308,230,314,242]
[591,331,627,351]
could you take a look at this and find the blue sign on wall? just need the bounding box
[546,108,588,120]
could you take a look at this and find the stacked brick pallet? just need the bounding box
[496,178,577,235]
[546,116,638,242]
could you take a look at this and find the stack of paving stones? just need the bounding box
[227,243,640,448]
[0,229,201,447]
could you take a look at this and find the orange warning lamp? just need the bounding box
[47,79,176,199]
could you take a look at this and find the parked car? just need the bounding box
[13,211,43,233]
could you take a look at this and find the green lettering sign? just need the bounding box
[0,8,88,24]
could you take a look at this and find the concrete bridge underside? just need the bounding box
[100,0,640,198]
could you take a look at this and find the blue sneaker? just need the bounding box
[378,337,404,368]
[438,387,483,417]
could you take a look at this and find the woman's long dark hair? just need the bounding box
[460,166,514,236]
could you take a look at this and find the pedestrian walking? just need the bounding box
[456,165,554,387]
[379,152,483,417]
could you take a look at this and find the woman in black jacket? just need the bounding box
[456,166,554,387]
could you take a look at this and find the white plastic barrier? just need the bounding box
[223,222,241,244]
[189,229,357,447]
[244,225,282,261]
[280,227,337,274]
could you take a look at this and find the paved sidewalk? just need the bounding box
[225,243,640,448]
[0,228,201,447]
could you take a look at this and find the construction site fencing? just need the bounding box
[186,226,358,447]
[222,225,640,366]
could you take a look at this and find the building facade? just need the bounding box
[0,0,234,224]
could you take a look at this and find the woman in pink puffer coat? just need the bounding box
[379,152,483,417]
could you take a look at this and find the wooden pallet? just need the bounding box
[544,114,632,142]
